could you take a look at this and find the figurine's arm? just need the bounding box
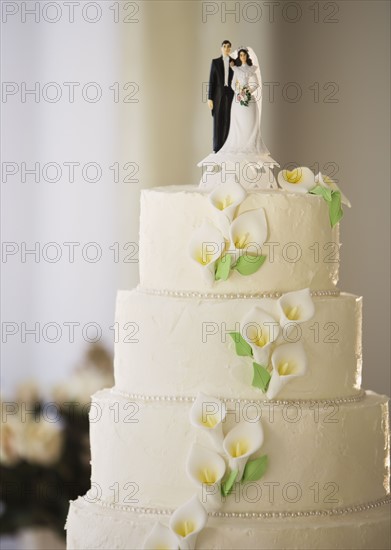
[231,68,239,93]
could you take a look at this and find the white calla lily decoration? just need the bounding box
[277,167,315,194]
[189,392,227,448]
[188,221,225,284]
[209,180,247,223]
[241,307,280,366]
[316,172,351,207]
[230,208,268,255]
[266,342,308,400]
[169,495,208,550]
[143,522,180,550]
[255,297,280,320]
[223,421,264,481]
[186,443,226,509]
[277,288,315,329]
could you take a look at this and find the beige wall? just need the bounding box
[123,0,390,395]
[2,1,389,397]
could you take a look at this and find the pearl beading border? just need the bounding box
[95,495,391,519]
[137,285,340,300]
[109,388,366,407]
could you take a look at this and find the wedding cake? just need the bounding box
[66,46,390,550]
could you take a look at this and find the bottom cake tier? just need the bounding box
[66,496,391,550]
[65,388,390,549]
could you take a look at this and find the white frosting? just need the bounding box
[66,496,391,550]
[139,186,340,294]
[88,389,390,514]
[113,290,362,400]
[66,184,391,550]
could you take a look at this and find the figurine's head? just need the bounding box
[221,40,232,57]
[235,48,253,67]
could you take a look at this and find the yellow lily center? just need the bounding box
[154,546,170,550]
[195,248,214,266]
[215,194,234,211]
[248,327,269,348]
[323,175,335,188]
[278,361,297,376]
[230,439,250,457]
[175,520,196,538]
[198,467,218,485]
[199,414,219,429]
[284,169,302,184]
[234,232,251,249]
[284,305,301,321]
[254,332,269,348]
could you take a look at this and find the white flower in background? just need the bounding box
[277,167,315,194]
[20,417,63,466]
[277,288,315,329]
[316,172,351,207]
[189,392,226,449]
[169,495,208,550]
[223,421,264,481]
[143,522,179,550]
[15,380,40,404]
[52,368,113,405]
[230,208,268,254]
[0,416,22,466]
[241,307,280,365]
[189,221,226,285]
[209,180,247,223]
[186,443,226,509]
[266,342,308,400]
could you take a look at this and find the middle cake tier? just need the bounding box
[114,289,362,401]
[88,389,390,514]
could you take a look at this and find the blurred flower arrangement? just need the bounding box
[0,344,114,538]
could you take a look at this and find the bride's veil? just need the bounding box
[231,45,271,158]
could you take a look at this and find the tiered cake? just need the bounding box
[66,178,390,549]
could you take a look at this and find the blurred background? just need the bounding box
[1,0,390,548]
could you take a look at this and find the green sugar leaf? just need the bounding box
[329,190,343,227]
[229,332,253,357]
[234,254,266,276]
[310,185,343,227]
[252,362,271,392]
[215,254,232,281]
[221,469,238,496]
[242,455,268,483]
[310,184,332,202]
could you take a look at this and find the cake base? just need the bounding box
[66,496,390,550]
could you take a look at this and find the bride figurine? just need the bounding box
[198,46,279,189]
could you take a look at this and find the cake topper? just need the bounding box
[200,43,279,189]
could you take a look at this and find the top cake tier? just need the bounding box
[139,185,340,294]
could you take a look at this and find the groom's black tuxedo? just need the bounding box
[208,56,235,152]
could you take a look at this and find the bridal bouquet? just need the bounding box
[237,85,252,107]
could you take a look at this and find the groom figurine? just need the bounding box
[208,40,235,153]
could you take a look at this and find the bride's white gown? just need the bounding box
[221,64,267,157]
[198,63,278,169]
